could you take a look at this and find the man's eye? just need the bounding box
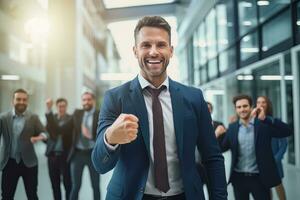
[141,44,150,48]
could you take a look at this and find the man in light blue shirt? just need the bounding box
[0,88,48,200]
[216,94,292,200]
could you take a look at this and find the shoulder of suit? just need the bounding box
[106,80,131,94]
[0,111,10,118]
[171,80,203,93]
[0,111,10,119]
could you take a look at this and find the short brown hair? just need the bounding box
[134,16,171,44]
[13,88,28,99]
[206,101,213,111]
[82,91,95,100]
[56,98,68,105]
[233,94,252,107]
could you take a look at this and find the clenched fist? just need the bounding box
[105,114,139,145]
[215,125,226,138]
[46,98,53,111]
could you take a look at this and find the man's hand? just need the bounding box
[215,125,226,138]
[46,98,53,111]
[251,107,266,121]
[30,135,47,144]
[105,114,139,145]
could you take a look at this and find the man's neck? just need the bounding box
[140,73,167,88]
[58,113,65,118]
[240,117,251,126]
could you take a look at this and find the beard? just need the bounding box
[83,104,93,111]
[15,104,27,114]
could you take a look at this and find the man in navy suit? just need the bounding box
[215,95,292,200]
[92,16,227,200]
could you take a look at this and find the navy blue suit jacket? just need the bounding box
[220,117,292,188]
[92,77,227,200]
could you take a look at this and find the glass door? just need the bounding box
[291,45,300,168]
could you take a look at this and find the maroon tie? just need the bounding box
[147,86,170,193]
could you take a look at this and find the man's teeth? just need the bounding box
[147,60,161,64]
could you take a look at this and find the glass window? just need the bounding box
[296,2,300,36]
[216,0,235,51]
[219,47,236,73]
[208,58,218,79]
[200,65,207,84]
[206,9,217,59]
[194,68,201,86]
[238,0,258,36]
[262,10,291,52]
[240,31,259,61]
[284,52,295,164]
[258,0,290,23]
[193,31,200,70]
[198,22,207,65]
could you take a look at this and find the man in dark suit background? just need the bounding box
[215,94,292,200]
[46,92,100,200]
[92,16,227,200]
[206,101,224,131]
[45,98,72,200]
[0,88,48,200]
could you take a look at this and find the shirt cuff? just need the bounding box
[104,132,119,151]
[40,132,48,140]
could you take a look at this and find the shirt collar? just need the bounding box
[84,107,95,116]
[12,109,26,118]
[138,74,169,90]
[239,117,255,126]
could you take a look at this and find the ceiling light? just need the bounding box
[237,75,253,80]
[0,75,20,80]
[257,1,270,6]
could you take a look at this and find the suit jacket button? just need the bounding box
[140,188,144,193]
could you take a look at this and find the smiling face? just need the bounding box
[56,101,67,117]
[256,96,267,113]
[13,92,28,114]
[81,93,95,111]
[235,99,252,121]
[133,26,173,86]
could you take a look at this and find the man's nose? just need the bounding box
[149,46,159,56]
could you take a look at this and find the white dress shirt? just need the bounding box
[104,75,184,196]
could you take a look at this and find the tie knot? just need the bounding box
[146,85,166,97]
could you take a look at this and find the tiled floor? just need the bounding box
[0,145,299,200]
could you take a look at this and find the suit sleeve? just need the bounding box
[46,112,73,139]
[262,117,292,138]
[34,115,48,138]
[196,91,227,200]
[0,116,2,141]
[273,138,288,162]
[92,90,121,174]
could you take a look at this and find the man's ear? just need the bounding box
[133,46,138,58]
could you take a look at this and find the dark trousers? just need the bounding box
[48,153,71,200]
[1,158,38,200]
[69,149,100,200]
[231,171,271,200]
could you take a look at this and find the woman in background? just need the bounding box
[256,96,288,200]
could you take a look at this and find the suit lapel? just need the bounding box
[21,112,31,136]
[92,111,99,138]
[129,77,150,155]
[6,112,13,141]
[254,118,259,144]
[169,79,184,159]
[232,121,239,151]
